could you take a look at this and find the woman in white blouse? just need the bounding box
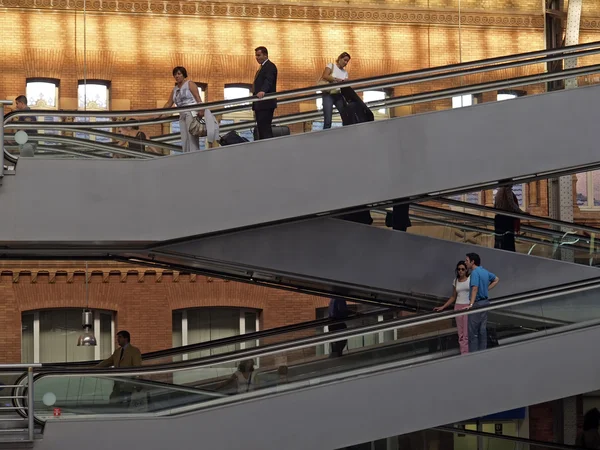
[319,52,351,129]
[161,66,204,152]
[434,261,471,354]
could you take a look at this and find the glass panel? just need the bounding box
[33,282,600,422]
[409,205,599,264]
[95,117,111,143]
[577,172,589,207]
[74,117,91,141]
[39,310,95,363]
[172,311,182,348]
[244,312,257,349]
[21,313,34,363]
[465,191,481,204]
[100,313,112,360]
[511,184,525,207]
[219,119,254,143]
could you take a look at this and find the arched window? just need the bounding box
[172,307,259,382]
[22,309,114,363]
[25,79,60,140]
[76,80,111,143]
[26,79,59,110]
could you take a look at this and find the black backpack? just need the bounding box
[219,131,249,146]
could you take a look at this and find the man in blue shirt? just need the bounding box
[465,252,500,352]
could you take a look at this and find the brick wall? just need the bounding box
[0,262,328,363]
[0,3,548,112]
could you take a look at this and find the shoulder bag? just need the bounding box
[189,115,207,137]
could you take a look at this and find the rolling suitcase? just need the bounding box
[252,125,291,141]
[339,87,375,126]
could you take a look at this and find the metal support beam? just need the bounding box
[549,0,582,262]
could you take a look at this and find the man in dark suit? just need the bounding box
[252,46,278,140]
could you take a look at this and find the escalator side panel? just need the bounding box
[37,324,600,450]
[155,218,599,302]
[3,84,600,243]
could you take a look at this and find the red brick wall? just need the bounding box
[529,401,556,447]
[0,262,328,363]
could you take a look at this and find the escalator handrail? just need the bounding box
[9,53,600,135]
[26,275,600,377]
[11,62,600,167]
[41,306,393,368]
[5,41,600,126]
[442,198,600,238]
[410,204,567,240]
[406,212,598,254]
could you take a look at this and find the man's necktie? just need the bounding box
[119,347,124,361]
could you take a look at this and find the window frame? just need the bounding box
[25,77,60,110]
[577,171,600,210]
[21,308,115,363]
[172,307,260,361]
[25,78,61,143]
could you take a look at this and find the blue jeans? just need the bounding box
[322,93,346,129]
[468,299,490,352]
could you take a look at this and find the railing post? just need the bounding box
[27,367,34,441]
[1,107,5,180]
[0,100,15,180]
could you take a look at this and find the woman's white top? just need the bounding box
[235,371,254,394]
[454,277,471,305]
[173,80,197,107]
[327,63,349,81]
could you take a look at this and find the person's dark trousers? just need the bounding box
[494,214,516,252]
[255,109,275,140]
[385,204,411,231]
[328,322,347,357]
[468,299,490,352]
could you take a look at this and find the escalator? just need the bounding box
[132,215,600,309]
[15,278,600,450]
[2,45,600,247]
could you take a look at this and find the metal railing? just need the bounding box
[4,41,600,159]
[0,365,40,442]
[441,198,600,236]
[1,100,14,178]
[22,276,600,378]
[11,276,600,424]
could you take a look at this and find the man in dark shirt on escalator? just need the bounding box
[328,297,349,358]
